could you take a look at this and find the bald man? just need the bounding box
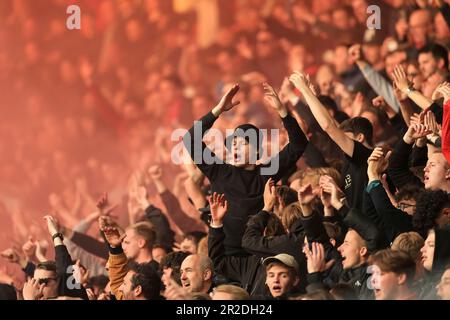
[409,9,433,49]
[180,254,214,294]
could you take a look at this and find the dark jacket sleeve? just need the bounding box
[55,245,88,299]
[300,211,331,246]
[183,112,226,181]
[208,226,251,284]
[387,138,424,190]
[158,191,205,233]
[22,262,36,279]
[263,112,308,181]
[70,231,109,260]
[303,143,328,168]
[241,210,293,256]
[368,183,413,243]
[143,204,175,247]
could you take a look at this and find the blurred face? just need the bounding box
[332,9,351,30]
[363,44,381,66]
[265,264,298,298]
[396,198,416,216]
[232,136,257,167]
[161,267,173,288]
[371,264,405,300]
[334,46,350,74]
[406,64,423,90]
[409,11,431,44]
[180,238,197,254]
[420,230,435,272]
[180,256,210,293]
[423,153,450,191]
[33,269,58,299]
[119,271,139,300]
[152,247,167,264]
[159,80,177,105]
[256,31,275,58]
[122,229,144,261]
[437,269,450,300]
[419,53,439,79]
[338,230,367,270]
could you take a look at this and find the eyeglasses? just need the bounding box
[37,278,58,286]
[396,203,416,211]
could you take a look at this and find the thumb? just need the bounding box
[324,259,335,271]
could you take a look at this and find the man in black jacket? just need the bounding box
[208,193,303,298]
[299,180,382,300]
[184,83,308,255]
[23,215,88,300]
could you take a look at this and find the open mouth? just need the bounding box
[271,285,282,293]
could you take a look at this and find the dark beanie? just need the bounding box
[224,123,263,159]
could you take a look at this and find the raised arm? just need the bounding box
[290,71,355,157]
[262,83,308,180]
[183,85,240,180]
[392,64,433,110]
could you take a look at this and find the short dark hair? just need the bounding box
[395,184,422,202]
[183,231,207,245]
[36,261,57,273]
[369,249,416,285]
[160,251,190,286]
[87,275,109,292]
[128,262,161,300]
[323,222,344,247]
[418,43,449,70]
[413,190,450,237]
[339,117,373,146]
[275,186,298,207]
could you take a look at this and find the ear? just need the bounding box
[203,268,212,282]
[134,285,142,297]
[438,58,445,70]
[442,208,450,218]
[330,238,336,247]
[360,246,368,259]
[397,273,407,286]
[445,169,450,180]
[355,133,365,144]
[138,238,146,249]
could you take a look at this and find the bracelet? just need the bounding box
[52,233,64,241]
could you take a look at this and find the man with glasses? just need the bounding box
[23,261,59,300]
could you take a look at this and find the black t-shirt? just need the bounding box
[340,142,372,210]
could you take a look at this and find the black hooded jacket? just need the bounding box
[185,111,308,255]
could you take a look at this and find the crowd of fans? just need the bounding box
[0,0,450,301]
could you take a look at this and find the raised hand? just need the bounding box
[303,242,335,274]
[208,192,228,227]
[392,64,412,92]
[22,278,44,300]
[263,178,276,212]
[43,215,60,236]
[289,71,310,92]
[432,81,450,103]
[367,147,392,181]
[298,184,316,205]
[100,222,125,249]
[22,236,37,261]
[1,248,21,264]
[403,123,432,144]
[319,175,345,210]
[213,84,241,116]
[263,82,284,111]
[348,44,363,64]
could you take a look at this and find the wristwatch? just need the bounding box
[52,233,64,241]
[403,87,413,95]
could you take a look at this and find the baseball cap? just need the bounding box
[262,253,299,274]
